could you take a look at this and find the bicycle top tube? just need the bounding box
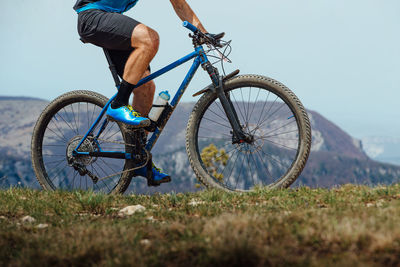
[135,47,206,90]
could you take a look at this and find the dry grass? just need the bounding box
[1,184,400,266]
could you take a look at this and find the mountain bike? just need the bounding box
[31,21,311,194]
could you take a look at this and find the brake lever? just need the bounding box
[202,33,225,48]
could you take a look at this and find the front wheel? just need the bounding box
[186,75,311,192]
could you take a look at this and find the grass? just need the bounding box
[1,184,400,266]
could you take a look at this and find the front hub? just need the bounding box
[234,124,264,154]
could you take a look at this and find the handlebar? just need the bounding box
[183,21,199,33]
[183,21,226,49]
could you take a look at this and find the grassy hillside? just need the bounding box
[1,185,400,266]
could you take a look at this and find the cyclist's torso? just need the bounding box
[74,0,139,13]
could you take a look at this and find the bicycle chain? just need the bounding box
[92,137,151,182]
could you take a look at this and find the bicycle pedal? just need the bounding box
[147,176,172,187]
[147,180,161,187]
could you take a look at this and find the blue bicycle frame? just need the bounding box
[73,41,209,159]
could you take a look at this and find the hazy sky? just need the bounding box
[0,0,399,139]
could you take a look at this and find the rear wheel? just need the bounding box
[186,75,311,192]
[31,90,135,194]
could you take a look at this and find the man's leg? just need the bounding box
[132,70,155,116]
[108,24,159,125]
[111,24,158,113]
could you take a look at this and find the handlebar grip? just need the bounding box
[183,21,198,33]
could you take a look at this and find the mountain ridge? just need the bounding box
[0,96,399,192]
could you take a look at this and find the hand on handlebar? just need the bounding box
[183,21,225,48]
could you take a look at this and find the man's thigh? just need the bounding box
[77,9,141,51]
[77,10,150,77]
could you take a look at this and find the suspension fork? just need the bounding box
[203,62,249,143]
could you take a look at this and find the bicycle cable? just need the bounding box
[205,39,233,76]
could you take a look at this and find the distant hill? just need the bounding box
[362,136,400,166]
[0,96,47,101]
[0,96,399,192]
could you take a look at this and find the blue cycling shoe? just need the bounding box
[106,105,150,127]
[134,163,171,187]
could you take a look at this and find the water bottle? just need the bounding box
[148,91,170,122]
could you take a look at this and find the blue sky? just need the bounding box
[0,0,399,139]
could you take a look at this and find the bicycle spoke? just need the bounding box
[199,126,231,137]
[255,149,274,182]
[90,103,97,128]
[77,102,81,134]
[70,103,79,134]
[261,119,296,137]
[262,138,298,151]
[44,158,66,165]
[235,153,246,190]
[50,164,69,183]
[208,146,238,181]
[46,159,66,175]
[255,91,271,127]
[223,149,240,188]
[248,88,261,122]
[100,120,116,139]
[258,148,290,169]
[47,122,69,143]
[93,166,112,192]
[42,154,65,157]
[99,158,120,174]
[205,107,230,124]
[202,116,232,129]
[101,126,121,141]
[249,150,262,186]
[57,111,78,136]
[257,130,299,140]
[245,145,256,187]
[246,87,252,125]
[255,102,288,132]
[231,92,247,124]
[44,135,66,144]
[239,88,249,124]
[43,144,66,147]
[213,101,226,119]
[198,136,230,140]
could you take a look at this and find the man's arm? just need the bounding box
[170,0,207,33]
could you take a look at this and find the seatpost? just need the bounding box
[103,48,121,88]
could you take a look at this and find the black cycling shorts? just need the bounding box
[77,9,149,77]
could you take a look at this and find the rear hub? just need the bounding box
[66,135,99,167]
